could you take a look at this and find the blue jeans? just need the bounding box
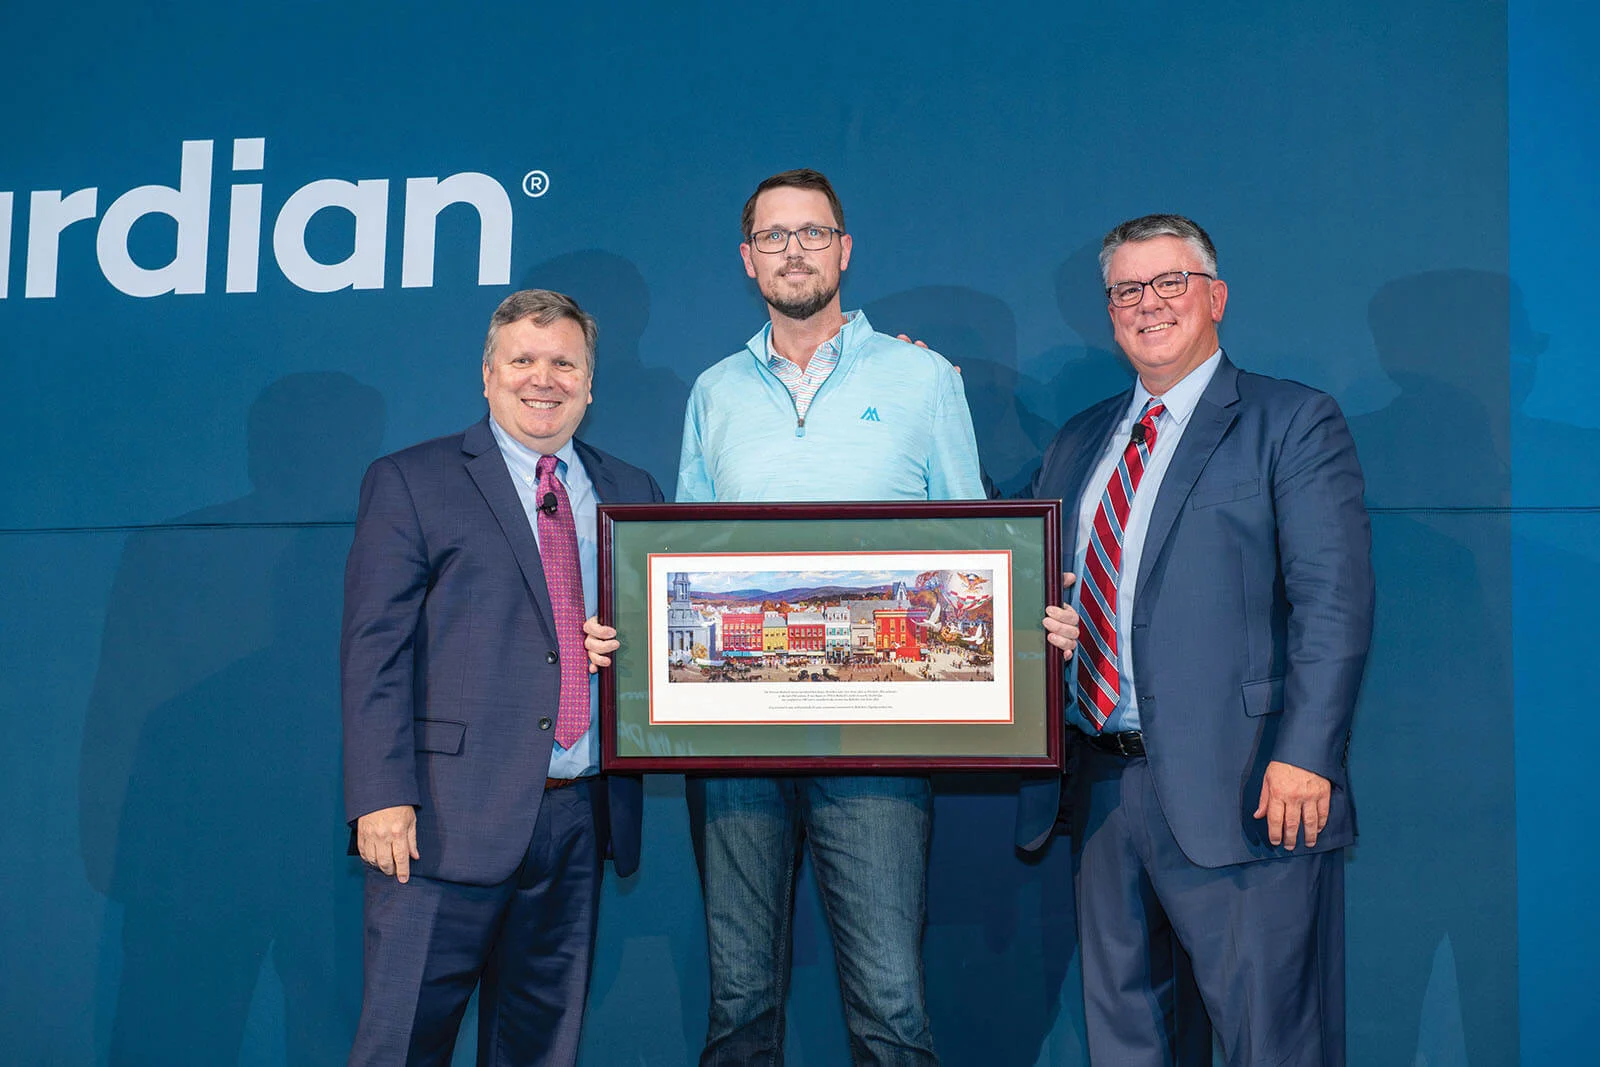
[687,775,938,1066]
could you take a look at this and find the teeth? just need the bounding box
[523,399,559,409]
[1141,323,1173,333]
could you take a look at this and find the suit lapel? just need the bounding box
[462,418,557,645]
[575,438,619,504]
[1134,356,1242,591]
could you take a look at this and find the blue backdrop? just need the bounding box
[2,1,1592,1063]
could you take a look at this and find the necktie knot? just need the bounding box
[536,453,560,480]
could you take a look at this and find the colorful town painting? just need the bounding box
[662,567,996,684]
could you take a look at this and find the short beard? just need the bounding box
[764,276,840,322]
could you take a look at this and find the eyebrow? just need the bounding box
[1108,269,1189,285]
[753,220,835,231]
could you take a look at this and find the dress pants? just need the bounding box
[349,780,603,1067]
[1071,743,1346,1067]
[687,774,939,1066]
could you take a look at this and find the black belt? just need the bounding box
[1077,728,1145,757]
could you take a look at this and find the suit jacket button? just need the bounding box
[538,717,553,730]
[546,650,559,664]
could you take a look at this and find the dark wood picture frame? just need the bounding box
[597,499,1063,773]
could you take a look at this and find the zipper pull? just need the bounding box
[795,414,806,438]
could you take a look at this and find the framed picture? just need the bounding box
[596,500,1063,772]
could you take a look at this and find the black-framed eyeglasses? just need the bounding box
[748,226,845,254]
[1106,270,1214,307]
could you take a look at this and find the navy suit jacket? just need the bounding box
[1015,355,1374,868]
[342,417,664,885]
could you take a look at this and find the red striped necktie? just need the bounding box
[535,454,590,749]
[1077,400,1166,731]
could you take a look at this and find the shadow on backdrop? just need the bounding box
[924,778,1084,1066]
[1018,241,1137,435]
[863,286,1056,498]
[1345,271,1518,1065]
[1502,268,1600,1064]
[80,374,384,1065]
[520,250,691,493]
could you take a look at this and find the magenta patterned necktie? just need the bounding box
[535,454,589,748]
[1077,400,1165,731]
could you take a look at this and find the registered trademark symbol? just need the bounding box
[522,170,550,197]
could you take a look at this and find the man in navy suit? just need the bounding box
[1019,216,1374,1065]
[342,289,664,1066]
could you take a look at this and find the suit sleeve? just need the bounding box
[675,384,715,503]
[1271,392,1374,782]
[925,358,986,501]
[340,456,429,824]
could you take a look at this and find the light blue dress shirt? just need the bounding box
[1067,350,1223,735]
[489,419,599,778]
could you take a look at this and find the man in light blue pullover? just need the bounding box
[653,168,983,1065]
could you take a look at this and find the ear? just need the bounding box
[740,242,757,279]
[1209,279,1228,323]
[838,232,853,273]
[482,359,492,398]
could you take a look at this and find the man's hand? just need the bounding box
[584,615,619,672]
[356,805,419,882]
[1042,572,1080,657]
[1253,761,1332,850]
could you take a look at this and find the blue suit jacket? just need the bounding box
[341,417,664,884]
[1016,355,1374,868]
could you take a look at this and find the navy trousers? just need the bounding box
[1071,744,1346,1067]
[349,780,603,1067]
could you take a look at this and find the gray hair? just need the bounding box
[1099,214,1218,285]
[481,289,598,373]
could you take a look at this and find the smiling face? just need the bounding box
[1106,235,1228,395]
[740,186,852,322]
[482,315,593,454]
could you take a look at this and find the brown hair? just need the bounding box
[741,168,846,239]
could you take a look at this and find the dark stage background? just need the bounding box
[2,2,1593,1063]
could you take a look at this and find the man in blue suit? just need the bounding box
[1019,216,1373,1066]
[342,289,664,1066]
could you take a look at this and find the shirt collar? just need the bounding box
[488,416,578,483]
[765,310,856,370]
[1127,348,1223,429]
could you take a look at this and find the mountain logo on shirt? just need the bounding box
[860,407,881,422]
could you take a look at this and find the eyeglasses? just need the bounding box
[1106,270,1214,307]
[748,226,845,254]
